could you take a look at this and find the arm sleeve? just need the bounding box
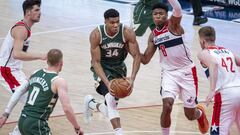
[168,0,182,17]
[4,81,29,114]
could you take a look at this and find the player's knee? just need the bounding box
[184,108,196,121]
[162,103,173,113]
[162,98,174,113]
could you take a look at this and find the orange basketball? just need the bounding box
[110,78,132,98]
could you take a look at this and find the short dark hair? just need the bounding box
[47,49,63,66]
[22,0,41,15]
[104,9,119,19]
[152,3,169,12]
[198,26,216,42]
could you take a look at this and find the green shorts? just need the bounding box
[18,113,51,135]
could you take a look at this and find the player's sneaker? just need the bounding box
[83,95,94,123]
[197,104,209,134]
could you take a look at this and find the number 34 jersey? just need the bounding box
[98,23,128,66]
[207,46,240,91]
[152,22,193,71]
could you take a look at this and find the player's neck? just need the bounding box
[106,28,118,37]
[22,18,34,28]
[46,67,59,74]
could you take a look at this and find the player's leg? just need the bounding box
[180,66,209,134]
[160,71,180,135]
[18,115,51,135]
[85,80,122,135]
[210,92,236,135]
[83,80,108,123]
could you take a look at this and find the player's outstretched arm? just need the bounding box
[53,78,83,135]
[12,26,46,61]
[0,81,29,128]
[168,0,184,35]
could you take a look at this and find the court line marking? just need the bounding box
[5,100,207,124]
[84,130,207,135]
[0,20,129,40]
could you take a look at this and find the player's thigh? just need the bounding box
[179,71,198,108]
[19,115,51,135]
[161,73,180,99]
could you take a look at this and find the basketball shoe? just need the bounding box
[197,104,209,134]
[83,95,94,123]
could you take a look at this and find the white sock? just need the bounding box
[114,128,123,135]
[98,103,108,117]
[88,99,97,110]
[197,109,203,119]
[162,127,170,135]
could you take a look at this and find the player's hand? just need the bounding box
[205,90,215,106]
[0,114,8,128]
[39,54,47,60]
[125,77,133,95]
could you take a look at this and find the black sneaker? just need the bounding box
[193,16,208,25]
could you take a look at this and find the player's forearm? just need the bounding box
[209,62,218,91]
[13,51,44,61]
[131,54,141,81]
[4,82,28,114]
[64,106,80,129]
[92,61,110,86]
[168,0,182,17]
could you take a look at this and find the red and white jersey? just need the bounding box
[0,21,31,69]
[152,22,193,70]
[207,46,240,91]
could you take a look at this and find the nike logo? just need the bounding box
[102,37,108,40]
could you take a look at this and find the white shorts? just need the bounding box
[0,66,28,102]
[160,65,198,108]
[210,87,240,135]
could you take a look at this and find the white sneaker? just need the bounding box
[9,125,21,135]
[83,95,94,123]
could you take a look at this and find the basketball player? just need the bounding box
[0,0,45,134]
[140,1,209,134]
[84,9,141,135]
[198,26,240,135]
[0,49,84,135]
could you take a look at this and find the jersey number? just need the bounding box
[27,86,40,105]
[106,49,119,57]
[160,45,167,56]
[221,57,235,72]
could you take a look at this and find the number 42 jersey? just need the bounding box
[206,46,240,91]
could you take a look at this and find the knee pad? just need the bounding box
[105,93,119,120]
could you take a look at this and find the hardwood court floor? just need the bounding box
[0,0,240,135]
[1,104,239,135]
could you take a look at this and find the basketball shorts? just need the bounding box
[210,87,240,135]
[18,113,51,135]
[0,66,28,102]
[160,65,198,108]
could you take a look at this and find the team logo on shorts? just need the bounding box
[187,96,194,103]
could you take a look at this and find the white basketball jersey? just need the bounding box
[207,46,240,91]
[0,21,31,69]
[152,21,193,70]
